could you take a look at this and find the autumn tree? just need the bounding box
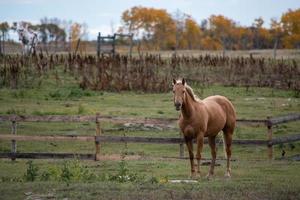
[270,18,283,57]
[183,17,202,49]
[251,17,272,49]
[70,23,82,52]
[119,6,299,51]
[209,15,237,54]
[235,27,253,50]
[121,6,176,50]
[281,8,300,48]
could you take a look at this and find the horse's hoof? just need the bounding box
[206,173,213,180]
[190,172,197,179]
[195,172,202,179]
[224,172,231,178]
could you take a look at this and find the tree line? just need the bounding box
[0,17,88,50]
[0,7,299,51]
[119,7,300,50]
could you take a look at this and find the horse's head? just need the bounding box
[172,78,186,111]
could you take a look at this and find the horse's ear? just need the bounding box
[182,78,186,86]
[172,79,176,85]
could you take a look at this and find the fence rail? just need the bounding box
[267,113,300,126]
[0,134,268,145]
[0,153,95,160]
[0,113,299,161]
[0,114,267,125]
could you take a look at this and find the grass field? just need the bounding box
[0,53,300,200]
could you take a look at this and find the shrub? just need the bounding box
[24,160,39,182]
[77,104,85,114]
[108,153,139,183]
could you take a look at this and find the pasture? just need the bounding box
[0,50,300,200]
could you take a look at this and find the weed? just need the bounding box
[10,90,26,99]
[108,153,139,183]
[61,161,72,184]
[68,88,85,98]
[6,108,26,115]
[48,89,65,100]
[77,104,85,114]
[1,176,23,183]
[40,170,51,181]
[24,161,39,182]
[157,110,164,114]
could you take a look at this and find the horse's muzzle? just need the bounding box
[175,102,182,111]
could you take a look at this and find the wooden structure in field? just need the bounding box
[0,113,299,161]
[0,35,4,55]
[97,32,133,57]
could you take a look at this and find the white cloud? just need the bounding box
[89,25,112,39]
[89,23,121,39]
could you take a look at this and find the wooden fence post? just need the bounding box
[267,116,273,160]
[97,32,101,57]
[0,35,2,55]
[179,131,184,158]
[129,33,133,57]
[95,113,101,161]
[112,34,116,56]
[11,120,17,161]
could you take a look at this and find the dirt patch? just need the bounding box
[99,154,142,161]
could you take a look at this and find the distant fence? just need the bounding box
[97,32,133,57]
[0,113,299,161]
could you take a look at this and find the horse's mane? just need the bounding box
[185,84,201,102]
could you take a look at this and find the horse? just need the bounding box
[172,78,236,179]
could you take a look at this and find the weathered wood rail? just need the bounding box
[0,134,268,145]
[0,113,299,161]
[0,115,267,126]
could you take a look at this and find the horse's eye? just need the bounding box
[172,90,175,93]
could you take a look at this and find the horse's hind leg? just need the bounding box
[223,128,233,177]
[207,135,216,179]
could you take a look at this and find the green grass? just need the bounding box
[0,64,300,199]
[0,158,299,200]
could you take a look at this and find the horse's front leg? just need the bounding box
[185,136,196,178]
[196,133,204,177]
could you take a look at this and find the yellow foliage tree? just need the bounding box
[183,18,202,49]
[70,22,86,53]
[121,6,176,50]
[208,15,237,52]
[200,36,222,50]
[281,8,300,48]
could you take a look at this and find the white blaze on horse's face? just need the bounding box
[172,78,186,111]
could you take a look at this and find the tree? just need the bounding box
[183,17,202,49]
[281,8,300,48]
[0,22,9,38]
[120,6,176,50]
[251,17,272,49]
[173,9,187,51]
[39,17,66,44]
[70,22,82,51]
[270,18,283,57]
[209,15,237,54]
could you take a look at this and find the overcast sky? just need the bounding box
[1,0,299,40]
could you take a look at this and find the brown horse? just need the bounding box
[172,78,236,178]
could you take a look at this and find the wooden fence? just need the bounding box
[0,113,299,161]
